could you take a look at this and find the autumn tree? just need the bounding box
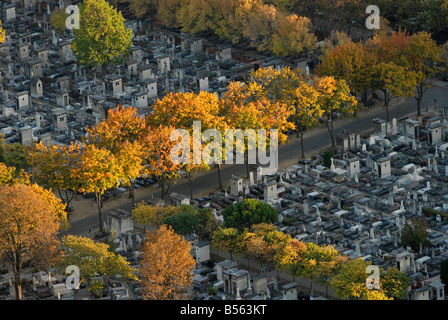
[58,235,137,296]
[271,12,316,57]
[132,201,181,229]
[370,62,417,122]
[28,142,81,214]
[274,238,307,280]
[290,81,323,158]
[329,257,373,299]
[380,266,411,300]
[313,75,358,147]
[156,0,183,26]
[85,106,145,206]
[0,184,64,300]
[141,125,183,200]
[130,0,158,24]
[0,162,30,186]
[243,231,272,268]
[317,39,376,98]
[0,20,5,45]
[254,225,291,266]
[211,226,245,260]
[178,0,243,41]
[405,32,444,116]
[147,91,225,189]
[300,243,342,297]
[73,144,123,232]
[141,225,196,300]
[72,0,133,74]
[222,198,279,231]
[221,80,295,178]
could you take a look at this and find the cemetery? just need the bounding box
[1,0,448,302]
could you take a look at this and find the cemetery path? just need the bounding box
[60,81,448,237]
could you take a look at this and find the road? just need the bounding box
[60,83,448,237]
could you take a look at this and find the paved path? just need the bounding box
[60,82,448,237]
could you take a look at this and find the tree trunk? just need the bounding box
[217,164,222,189]
[326,119,335,147]
[310,279,314,297]
[128,178,135,207]
[161,181,166,200]
[300,129,305,159]
[245,149,249,178]
[96,192,103,232]
[13,251,22,300]
[384,89,390,123]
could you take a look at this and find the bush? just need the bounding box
[323,149,335,168]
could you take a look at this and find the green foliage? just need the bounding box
[163,211,199,236]
[380,266,411,300]
[72,0,133,71]
[50,8,68,34]
[401,217,432,252]
[323,149,334,168]
[222,198,278,231]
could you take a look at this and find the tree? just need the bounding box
[164,211,199,236]
[289,80,323,158]
[221,80,295,178]
[73,144,123,232]
[329,257,373,300]
[28,142,81,214]
[2,142,31,172]
[274,238,307,280]
[130,0,158,24]
[405,32,444,116]
[72,0,133,74]
[0,20,5,45]
[211,227,244,261]
[0,184,63,300]
[300,243,341,297]
[243,232,272,268]
[85,106,145,206]
[156,0,183,26]
[132,201,181,228]
[222,198,279,230]
[195,208,219,240]
[178,0,242,41]
[58,235,137,296]
[313,75,358,147]
[0,162,30,186]
[140,225,196,300]
[317,39,376,98]
[380,266,411,300]
[402,217,431,252]
[140,125,183,200]
[147,91,225,189]
[371,62,417,122]
[50,8,68,34]
[271,12,316,57]
[323,149,335,168]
